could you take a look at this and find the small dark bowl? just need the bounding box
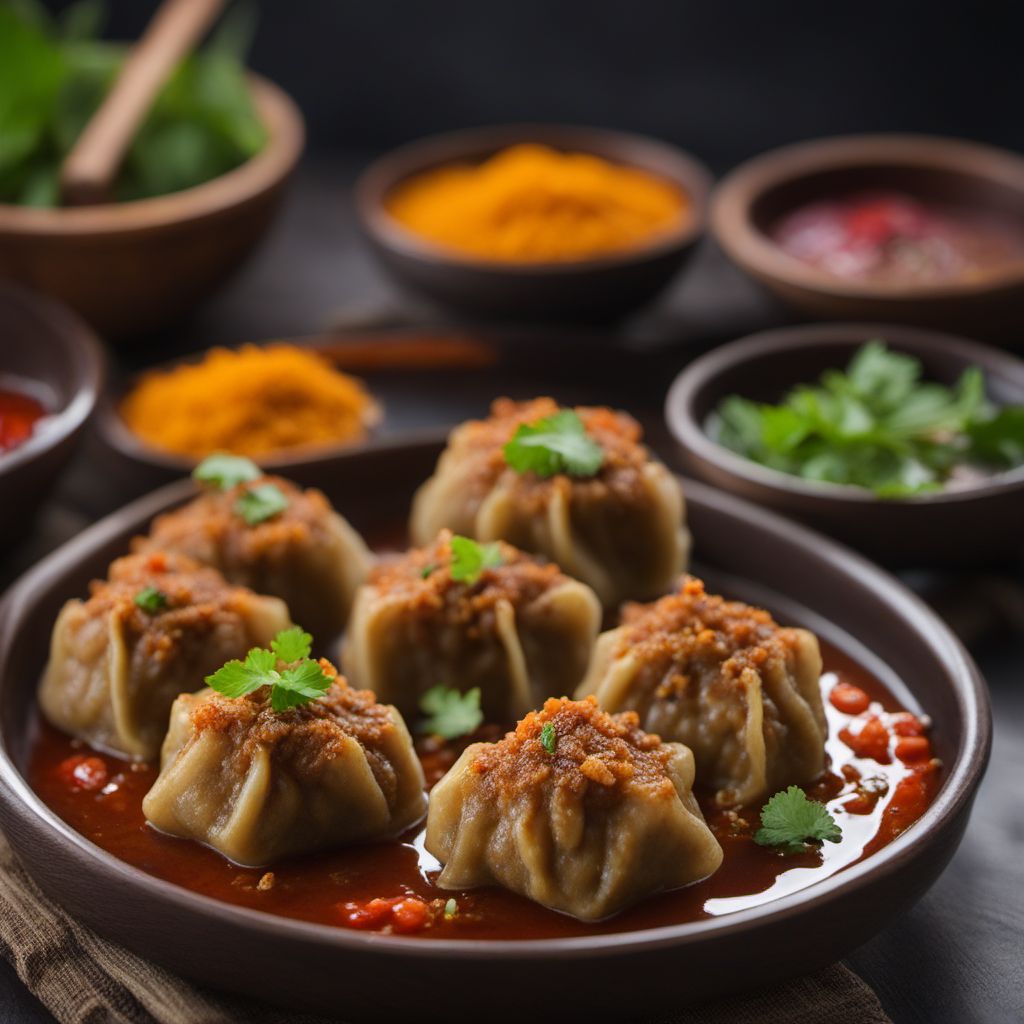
[0,282,104,544]
[710,134,1024,338]
[356,124,711,323]
[666,323,1024,567]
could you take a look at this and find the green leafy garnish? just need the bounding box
[193,452,262,490]
[417,685,483,740]
[753,786,842,855]
[133,585,168,614]
[443,898,458,920]
[420,563,437,579]
[234,482,289,525]
[449,536,503,585]
[205,627,332,712]
[503,409,604,479]
[540,721,557,755]
[0,2,266,207]
[714,340,1024,497]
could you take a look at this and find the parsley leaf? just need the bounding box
[234,482,289,525]
[753,786,842,854]
[449,536,503,584]
[540,721,557,755]
[134,586,168,614]
[417,685,483,740]
[206,629,332,711]
[503,409,604,478]
[193,452,262,490]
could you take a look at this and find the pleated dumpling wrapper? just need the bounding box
[410,398,688,608]
[342,531,601,723]
[577,577,827,808]
[39,551,291,761]
[137,455,372,641]
[143,639,427,867]
[426,696,722,921]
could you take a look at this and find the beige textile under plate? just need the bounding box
[0,831,891,1024]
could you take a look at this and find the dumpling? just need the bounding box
[342,530,601,723]
[138,472,372,640]
[577,576,827,808]
[143,668,427,866]
[410,398,688,607]
[39,551,291,760]
[426,696,722,921]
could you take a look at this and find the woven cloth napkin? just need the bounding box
[0,832,891,1024]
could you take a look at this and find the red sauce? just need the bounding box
[0,386,47,454]
[26,640,942,940]
[771,191,1024,285]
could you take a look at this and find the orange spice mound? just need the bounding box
[471,696,675,798]
[385,143,688,263]
[120,344,380,459]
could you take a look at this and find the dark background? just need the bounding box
[43,0,1024,170]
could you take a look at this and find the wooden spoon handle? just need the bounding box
[60,0,227,206]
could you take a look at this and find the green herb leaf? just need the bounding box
[449,536,503,585]
[967,406,1024,467]
[420,563,437,579]
[417,685,483,740]
[503,409,604,478]
[540,721,557,755]
[193,452,262,490]
[443,898,458,919]
[234,482,288,525]
[206,629,331,711]
[133,585,168,614]
[753,786,842,855]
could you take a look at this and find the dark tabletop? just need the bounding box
[1,159,1022,1024]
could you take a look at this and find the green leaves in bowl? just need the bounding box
[714,340,1024,497]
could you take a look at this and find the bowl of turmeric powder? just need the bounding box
[356,125,711,322]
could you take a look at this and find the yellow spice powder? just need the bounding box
[385,143,688,263]
[120,344,380,459]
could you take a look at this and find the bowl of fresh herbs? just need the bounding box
[0,1,304,338]
[665,323,1024,566]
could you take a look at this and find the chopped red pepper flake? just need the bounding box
[830,682,871,715]
[57,755,108,792]
[894,736,932,763]
[840,715,891,763]
[888,712,927,737]
[339,895,432,934]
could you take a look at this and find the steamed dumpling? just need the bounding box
[410,398,688,607]
[577,577,826,807]
[39,551,291,760]
[143,670,427,866]
[342,531,601,723]
[138,474,372,640]
[425,696,722,921]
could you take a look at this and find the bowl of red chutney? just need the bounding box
[711,134,1024,340]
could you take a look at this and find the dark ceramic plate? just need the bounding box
[0,436,989,1022]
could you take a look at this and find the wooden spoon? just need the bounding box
[59,0,226,206]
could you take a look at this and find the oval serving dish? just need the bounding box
[0,434,989,1022]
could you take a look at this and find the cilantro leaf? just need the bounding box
[134,585,168,614]
[234,482,288,525]
[753,786,842,854]
[271,659,333,712]
[540,721,557,755]
[449,536,503,584]
[503,409,604,478]
[417,685,483,740]
[967,406,1024,467]
[193,452,262,490]
[271,626,312,664]
[420,563,437,579]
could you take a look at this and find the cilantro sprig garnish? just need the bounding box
[417,685,483,740]
[234,482,289,525]
[503,409,604,479]
[193,453,262,490]
[715,340,1024,497]
[134,586,168,614]
[205,627,333,712]
[753,786,842,855]
[449,536,503,584]
[539,721,557,755]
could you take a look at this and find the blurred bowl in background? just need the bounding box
[665,322,1024,567]
[356,123,712,323]
[0,75,304,341]
[0,282,104,545]
[711,135,1024,340]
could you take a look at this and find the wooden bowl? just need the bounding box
[0,437,990,1020]
[0,282,104,545]
[710,135,1024,338]
[356,124,711,323]
[665,323,1024,566]
[0,76,304,340]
